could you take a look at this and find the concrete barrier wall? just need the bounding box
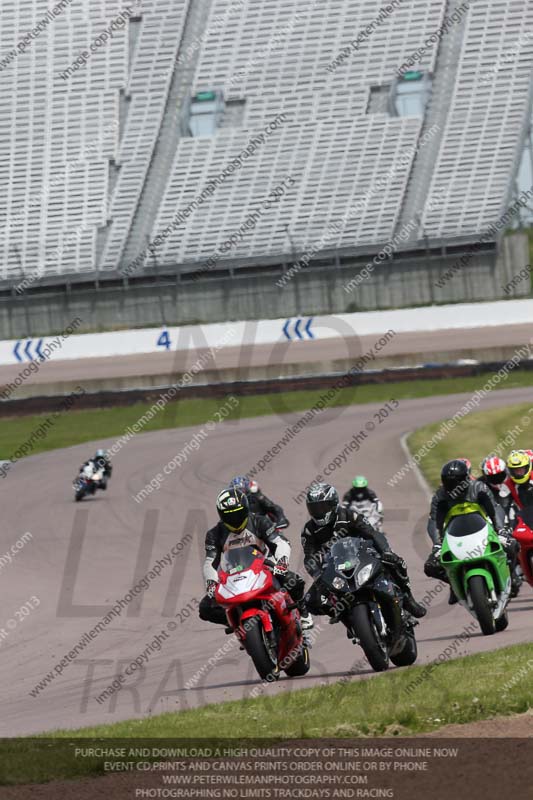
[0,233,529,339]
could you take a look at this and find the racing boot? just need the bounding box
[403,591,427,619]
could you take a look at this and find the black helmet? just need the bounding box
[441,459,470,498]
[216,487,249,532]
[306,483,339,527]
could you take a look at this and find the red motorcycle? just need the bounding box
[215,534,310,682]
[512,507,533,587]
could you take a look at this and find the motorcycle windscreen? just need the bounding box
[329,537,367,574]
[220,546,257,573]
[218,545,268,599]
[445,512,490,560]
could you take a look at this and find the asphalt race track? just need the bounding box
[2,386,533,736]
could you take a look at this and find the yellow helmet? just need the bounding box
[506,450,532,484]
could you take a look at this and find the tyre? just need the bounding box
[390,633,418,666]
[243,617,280,681]
[495,611,509,632]
[284,646,310,677]
[468,575,495,635]
[75,489,84,502]
[349,604,389,672]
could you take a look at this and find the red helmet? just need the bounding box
[481,456,507,486]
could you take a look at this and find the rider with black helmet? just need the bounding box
[301,483,426,619]
[198,487,313,632]
[427,459,505,545]
[424,459,518,600]
[228,476,289,528]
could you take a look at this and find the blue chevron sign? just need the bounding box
[13,338,45,363]
[282,318,314,341]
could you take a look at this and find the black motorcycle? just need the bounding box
[319,536,418,672]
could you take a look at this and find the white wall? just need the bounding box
[1,299,532,365]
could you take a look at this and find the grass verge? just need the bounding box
[4,640,533,784]
[407,400,533,488]
[2,369,533,460]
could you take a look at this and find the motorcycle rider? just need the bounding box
[342,476,383,522]
[74,460,98,495]
[425,459,519,600]
[301,483,426,620]
[79,450,111,488]
[505,450,533,509]
[478,456,512,514]
[93,449,112,478]
[199,487,313,634]
[229,476,289,528]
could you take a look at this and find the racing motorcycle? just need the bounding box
[511,507,533,588]
[215,533,310,682]
[319,536,418,672]
[440,504,511,635]
[344,500,383,531]
[73,464,106,502]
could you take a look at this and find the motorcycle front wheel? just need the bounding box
[244,616,280,681]
[468,575,495,635]
[348,604,389,672]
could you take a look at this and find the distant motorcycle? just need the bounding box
[73,464,106,502]
[319,536,418,672]
[215,533,310,682]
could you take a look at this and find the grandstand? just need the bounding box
[0,0,532,334]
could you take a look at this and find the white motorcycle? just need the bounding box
[73,463,107,502]
[345,499,384,531]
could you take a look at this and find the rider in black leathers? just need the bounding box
[424,460,519,600]
[199,487,312,631]
[229,477,289,528]
[301,483,426,619]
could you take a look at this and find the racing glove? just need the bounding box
[273,556,289,576]
[381,550,405,569]
[206,580,217,599]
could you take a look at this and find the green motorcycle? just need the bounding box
[440,502,511,635]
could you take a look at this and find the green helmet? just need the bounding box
[352,476,368,489]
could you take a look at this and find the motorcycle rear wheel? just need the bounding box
[390,632,418,666]
[75,490,84,502]
[284,646,310,677]
[244,617,280,681]
[495,611,509,632]
[349,605,389,672]
[468,575,495,635]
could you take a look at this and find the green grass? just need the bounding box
[2,369,533,460]
[408,400,533,489]
[4,641,533,785]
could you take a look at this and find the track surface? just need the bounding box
[2,386,533,736]
[0,323,531,387]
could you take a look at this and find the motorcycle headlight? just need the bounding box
[332,576,345,590]
[355,563,373,587]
